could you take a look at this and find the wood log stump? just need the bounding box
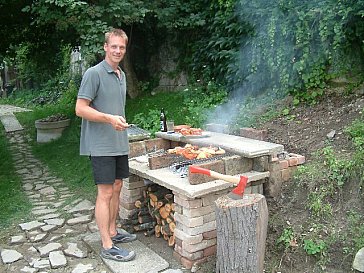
[215,194,268,273]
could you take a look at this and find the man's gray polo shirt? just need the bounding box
[77,60,129,156]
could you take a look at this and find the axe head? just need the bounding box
[227,175,248,200]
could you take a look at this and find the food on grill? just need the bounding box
[179,127,203,136]
[167,143,225,159]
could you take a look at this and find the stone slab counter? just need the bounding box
[156,131,284,158]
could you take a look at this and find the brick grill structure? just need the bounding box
[120,130,305,269]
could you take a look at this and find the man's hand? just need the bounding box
[109,115,129,131]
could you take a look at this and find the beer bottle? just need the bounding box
[160,108,167,132]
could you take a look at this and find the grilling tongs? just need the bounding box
[189,165,248,199]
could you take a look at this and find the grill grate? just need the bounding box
[170,152,233,178]
[127,124,151,141]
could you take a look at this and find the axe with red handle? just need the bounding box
[189,165,248,199]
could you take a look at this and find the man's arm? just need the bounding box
[75,98,128,131]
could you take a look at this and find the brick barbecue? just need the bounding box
[120,129,305,269]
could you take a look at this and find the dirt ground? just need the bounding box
[137,85,364,273]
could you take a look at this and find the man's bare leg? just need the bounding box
[109,179,122,237]
[95,184,114,249]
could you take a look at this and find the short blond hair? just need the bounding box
[105,28,128,45]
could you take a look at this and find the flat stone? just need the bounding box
[39,186,56,195]
[67,200,94,213]
[34,184,48,190]
[37,242,63,257]
[0,113,23,132]
[71,263,94,273]
[23,183,33,191]
[37,213,61,220]
[29,232,48,243]
[32,208,58,215]
[40,224,58,232]
[83,232,169,273]
[52,201,65,208]
[10,235,27,245]
[19,220,45,231]
[44,218,65,227]
[0,249,23,263]
[64,242,87,258]
[20,266,38,273]
[49,250,67,268]
[66,215,92,226]
[31,258,50,269]
[353,247,364,272]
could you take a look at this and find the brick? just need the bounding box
[144,138,171,153]
[175,237,182,247]
[239,127,268,141]
[279,160,289,169]
[174,228,203,244]
[281,168,291,182]
[270,156,279,163]
[174,213,204,228]
[183,204,215,218]
[121,187,143,198]
[174,195,202,208]
[188,160,225,185]
[202,212,215,224]
[175,245,203,260]
[182,221,216,236]
[203,245,217,257]
[129,141,146,158]
[148,153,179,169]
[288,157,298,166]
[173,250,182,262]
[202,230,217,240]
[120,201,136,210]
[182,238,217,253]
[289,153,306,165]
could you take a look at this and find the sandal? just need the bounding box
[100,245,136,262]
[111,230,137,243]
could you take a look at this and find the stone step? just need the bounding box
[0,113,24,132]
[83,232,169,273]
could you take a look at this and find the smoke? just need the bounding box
[204,0,342,129]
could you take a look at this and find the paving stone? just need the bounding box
[40,224,58,232]
[64,242,87,258]
[0,249,23,263]
[34,184,48,190]
[20,265,38,273]
[49,250,67,269]
[23,183,34,191]
[37,243,63,258]
[37,213,61,220]
[66,215,92,226]
[44,218,65,227]
[19,220,45,231]
[10,235,27,245]
[31,258,50,269]
[29,232,48,243]
[52,201,65,208]
[39,186,56,195]
[71,263,94,273]
[67,200,95,214]
[32,208,58,215]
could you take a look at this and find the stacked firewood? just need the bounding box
[123,184,176,247]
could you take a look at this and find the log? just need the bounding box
[215,194,268,273]
[168,234,175,247]
[138,214,154,224]
[133,221,156,232]
[159,206,169,219]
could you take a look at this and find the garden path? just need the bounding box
[0,105,184,273]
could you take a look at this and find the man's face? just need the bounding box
[104,34,127,66]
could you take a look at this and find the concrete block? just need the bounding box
[188,160,225,185]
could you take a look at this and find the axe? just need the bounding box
[189,165,248,199]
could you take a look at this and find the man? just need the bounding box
[75,28,136,262]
